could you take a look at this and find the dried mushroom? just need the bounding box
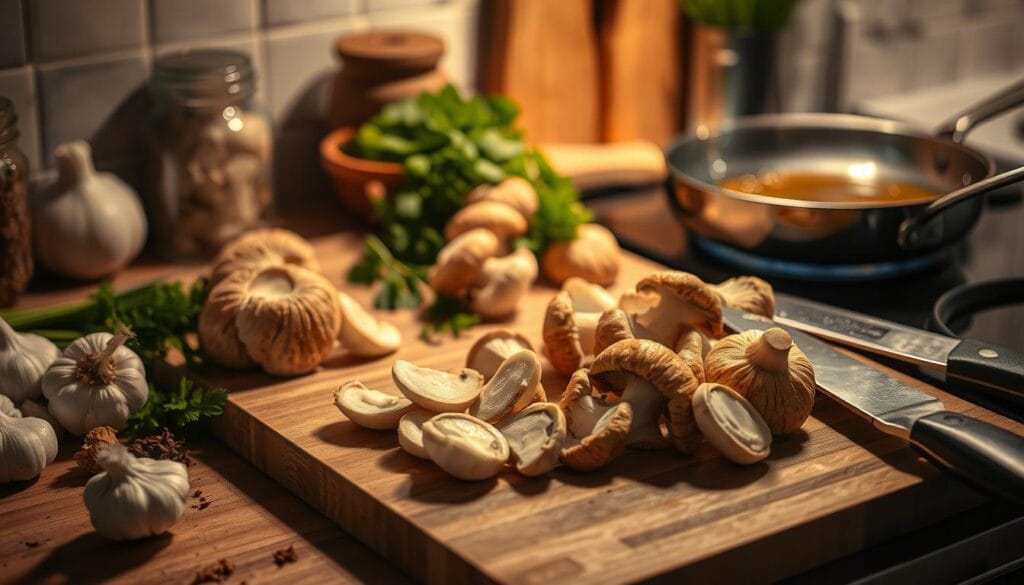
[675,329,709,385]
[334,381,416,430]
[542,279,617,375]
[444,200,528,244]
[391,360,483,412]
[210,228,320,286]
[468,350,542,423]
[469,248,538,319]
[397,410,433,459]
[619,271,723,348]
[558,369,633,471]
[541,223,621,287]
[497,402,567,476]
[465,177,538,218]
[428,228,500,295]
[421,413,510,480]
[704,328,815,435]
[589,339,701,453]
[336,292,401,358]
[712,276,775,318]
[466,330,533,380]
[692,383,771,465]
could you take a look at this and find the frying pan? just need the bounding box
[664,78,1024,274]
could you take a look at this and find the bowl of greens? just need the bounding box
[320,126,406,219]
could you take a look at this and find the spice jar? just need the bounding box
[147,50,272,260]
[329,31,448,130]
[0,97,32,306]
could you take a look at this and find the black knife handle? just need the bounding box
[947,339,1024,401]
[910,410,1024,504]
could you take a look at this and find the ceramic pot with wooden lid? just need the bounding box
[329,31,448,130]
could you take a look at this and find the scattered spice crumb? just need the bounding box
[193,559,235,584]
[74,426,119,474]
[129,428,192,465]
[193,489,203,498]
[199,502,211,510]
[200,497,207,502]
[24,540,39,548]
[272,545,298,567]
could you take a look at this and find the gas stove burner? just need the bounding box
[691,236,952,282]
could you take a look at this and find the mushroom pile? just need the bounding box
[199,228,404,375]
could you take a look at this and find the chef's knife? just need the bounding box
[722,306,1024,505]
[772,293,1024,402]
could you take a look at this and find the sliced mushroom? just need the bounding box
[619,271,723,348]
[333,381,416,430]
[466,330,533,380]
[444,200,529,244]
[465,177,538,218]
[541,279,617,376]
[392,360,484,413]
[562,277,617,313]
[337,292,402,357]
[541,223,621,286]
[469,248,538,319]
[497,402,567,476]
[397,409,433,459]
[692,382,771,464]
[421,413,510,480]
[429,228,500,295]
[711,276,775,318]
[468,350,542,423]
[558,369,633,471]
[589,339,701,452]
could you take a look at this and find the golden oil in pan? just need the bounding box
[719,168,938,205]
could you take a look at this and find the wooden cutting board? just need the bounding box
[188,232,1021,584]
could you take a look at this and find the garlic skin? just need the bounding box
[41,327,148,436]
[0,409,58,482]
[0,316,61,405]
[0,394,20,417]
[84,445,189,540]
[33,141,147,280]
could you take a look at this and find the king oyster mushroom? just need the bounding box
[421,413,510,480]
[541,223,621,287]
[542,278,619,376]
[429,228,501,295]
[704,327,816,435]
[711,276,776,318]
[692,382,772,465]
[391,360,484,412]
[618,271,723,348]
[466,330,533,380]
[558,369,633,471]
[468,350,542,423]
[595,309,709,384]
[444,200,529,245]
[589,339,702,452]
[397,410,433,459]
[497,402,567,476]
[469,248,538,319]
[210,228,321,286]
[334,381,417,430]
[464,176,539,218]
[336,292,402,357]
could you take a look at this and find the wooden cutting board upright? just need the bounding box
[191,232,1023,584]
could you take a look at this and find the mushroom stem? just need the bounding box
[746,328,793,373]
[620,376,667,447]
[575,312,600,356]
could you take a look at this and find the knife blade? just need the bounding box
[772,293,1024,401]
[722,306,1024,505]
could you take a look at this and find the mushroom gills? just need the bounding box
[692,383,771,464]
[421,413,510,480]
[397,410,433,459]
[469,350,541,422]
[497,403,566,476]
[392,360,483,412]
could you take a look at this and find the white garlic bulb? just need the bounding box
[42,325,148,435]
[84,445,190,540]
[0,408,58,482]
[33,140,147,280]
[0,316,61,405]
[0,394,20,417]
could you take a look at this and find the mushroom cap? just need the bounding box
[468,350,542,423]
[468,248,538,319]
[391,360,484,412]
[198,267,259,370]
[542,291,584,376]
[632,271,724,339]
[466,330,533,380]
[231,265,342,376]
[675,329,708,385]
[712,276,776,318]
[692,382,771,465]
[397,409,433,459]
[465,177,539,219]
[210,228,320,286]
[333,381,416,430]
[558,370,633,471]
[421,413,510,480]
[428,228,501,295]
[541,223,621,287]
[497,402,567,476]
[594,309,634,356]
[444,200,529,243]
[337,292,402,358]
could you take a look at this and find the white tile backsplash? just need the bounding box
[264,0,361,26]
[150,0,259,43]
[28,0,146,63]
[0,0,26,68]
[0,67,41,171]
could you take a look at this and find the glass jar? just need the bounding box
[0,97,33,306]
[147,50,273,260]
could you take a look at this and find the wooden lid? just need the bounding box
[335,31,445,71]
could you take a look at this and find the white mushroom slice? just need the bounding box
[466,330,533,381]
[392,360,483,412]
[397,409,433,459]
[333,381,417,430]
[692,383,771,464]
[336,292,402,357]
[421,413,510,480]
[497,403,567,476]
[562,277,617,313]
[468,350,542,423]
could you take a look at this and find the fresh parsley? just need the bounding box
[123,378,228,440]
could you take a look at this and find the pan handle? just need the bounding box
[898,166,1024,249]
[935,77,1024,143]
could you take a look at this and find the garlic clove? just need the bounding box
[0,409,58,482]
[334,381,416,430]
[0,317,61,405]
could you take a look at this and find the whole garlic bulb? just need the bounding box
[0,316,61,405]
[0,408,58,482]
[41,325,148,435]
[84,445,190,540]
[33,140,147,280]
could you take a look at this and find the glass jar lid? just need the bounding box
[151,50,255,108]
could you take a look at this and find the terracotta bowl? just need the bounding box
[320,127,405,219]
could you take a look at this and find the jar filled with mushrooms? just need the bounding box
[146,50,273,259]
